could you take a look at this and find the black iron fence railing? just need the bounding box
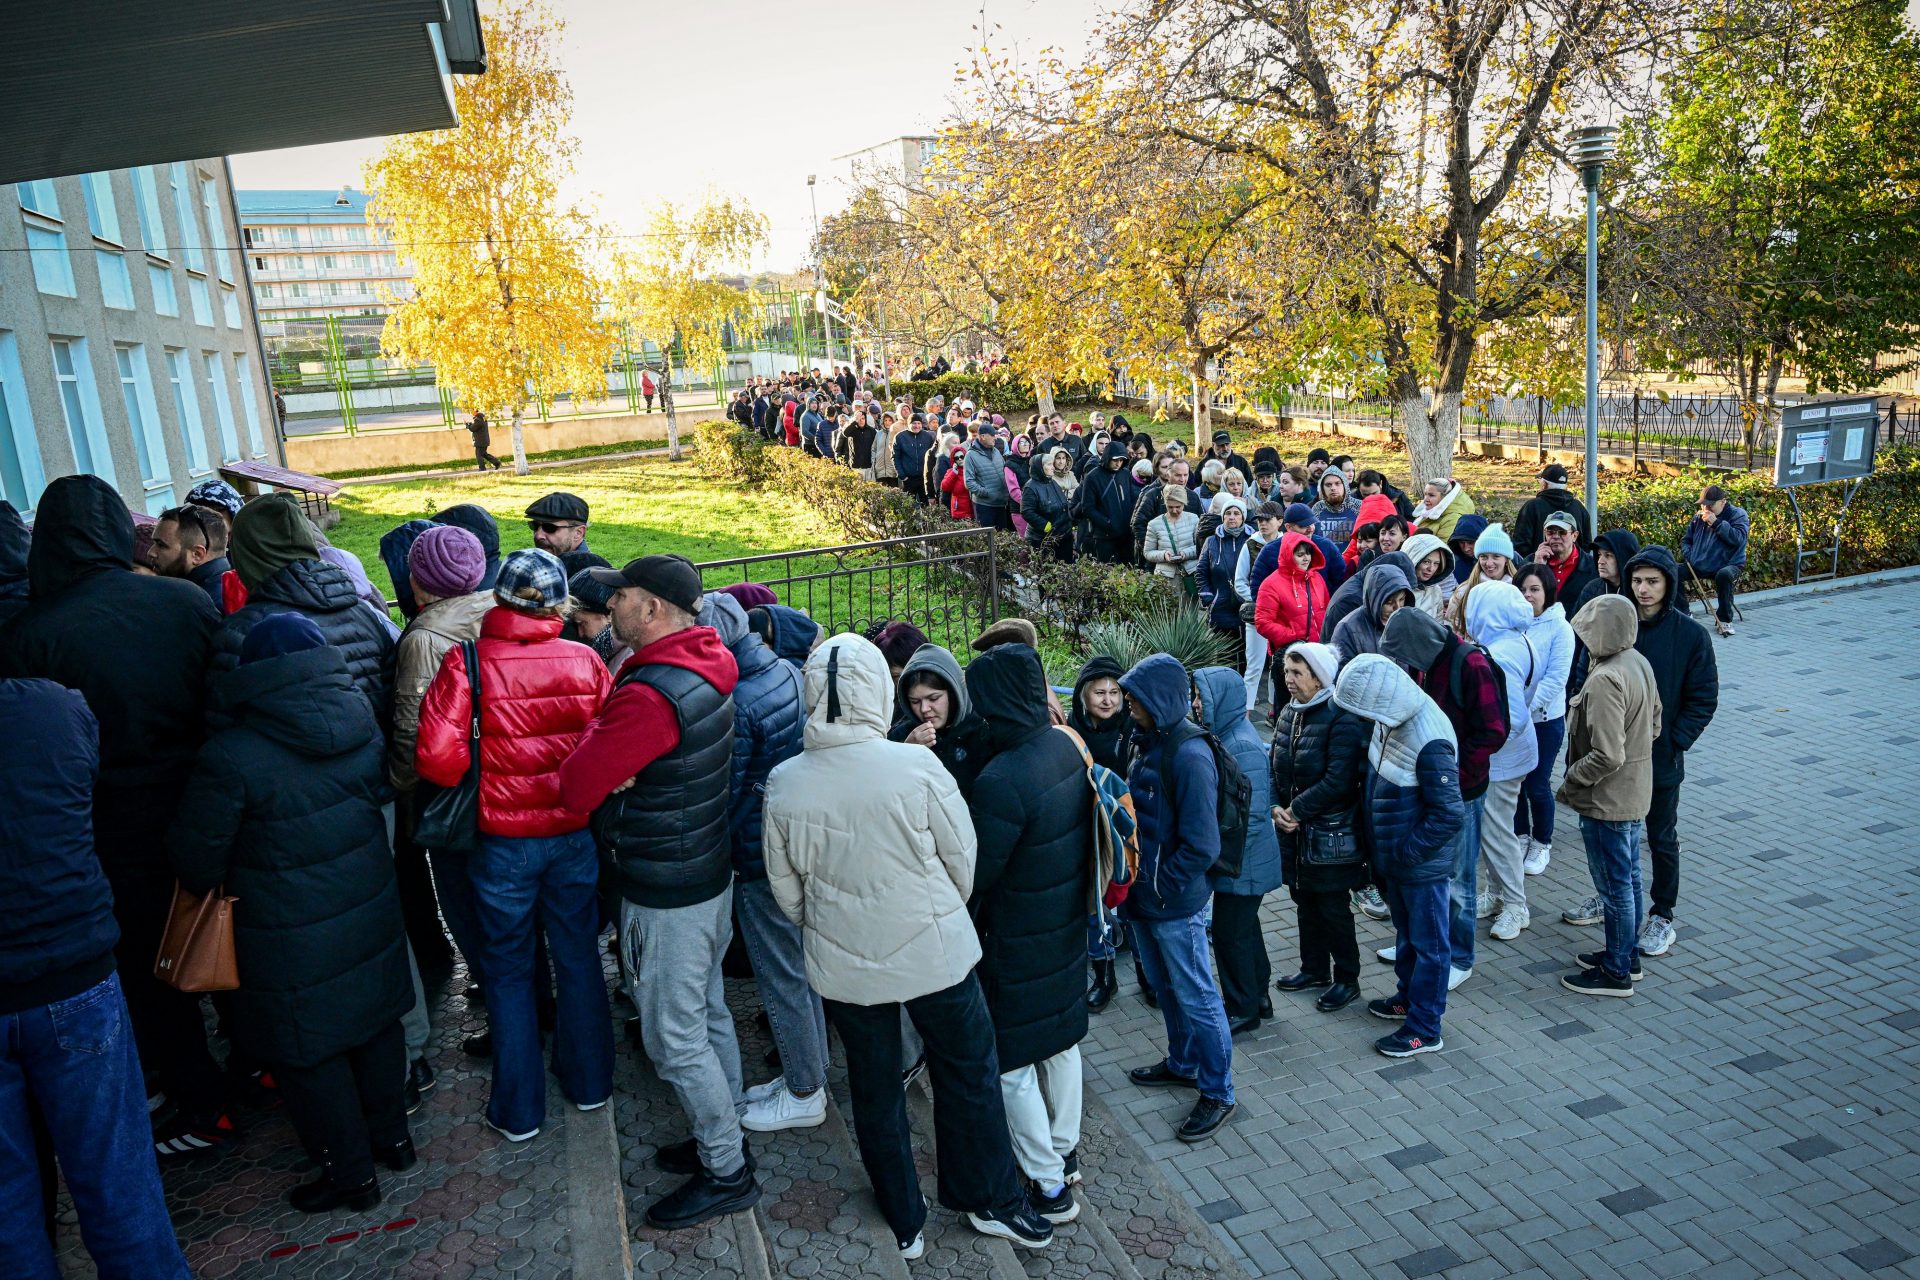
[696,526,1000,655]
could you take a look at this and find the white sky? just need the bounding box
[230,0,1105,272]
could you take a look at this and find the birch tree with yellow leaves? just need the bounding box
[365,0,611,475]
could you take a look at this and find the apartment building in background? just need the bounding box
[0,162,278,519]
[237,187,414,325]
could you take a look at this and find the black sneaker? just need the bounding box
[1375,1028,1444,1057]
[1062,1149,1081,1186]
[645,1163,761,1229]
[656,1136,754,1177]
[288,1172,381,1214]
[408,1057,437,1095]
[968,1200,1054,1249]
[377,1138,417,1173]
[461,1031,492,1058]
[153,1111,237,1161]
[1576,951,1643,981]
[1128,1061,1198,1090]
[1177,1097,1236,1143]
[1561,967,1635,998]
[1366,996,1409,1022]
[1030,1181,1080,1223]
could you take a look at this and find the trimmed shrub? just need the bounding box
[888,369,1103,416]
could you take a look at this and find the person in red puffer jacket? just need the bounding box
[940,445,974,520]
[416,548,613,1144]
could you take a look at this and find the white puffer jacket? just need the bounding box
[1524,601,1576,723]
[763,634,981,1006]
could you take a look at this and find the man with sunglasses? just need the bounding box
[148,504,233,609]
[524,493,591,557]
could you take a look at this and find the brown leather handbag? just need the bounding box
[153,883,239,992]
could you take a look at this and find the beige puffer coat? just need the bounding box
[388,590,493,789]
[763,633,981,1006]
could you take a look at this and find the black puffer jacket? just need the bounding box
[213,559,396,733]
[169,645,411,1068]
[1269,692,1370,892]
[1072,446,1137,543]
[1625,546,1718,786]
[0,500,27,629]
[965,645,1092,1072]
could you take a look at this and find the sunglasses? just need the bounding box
[528,521,579,535]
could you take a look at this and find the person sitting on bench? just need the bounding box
[1679,484,1748,637]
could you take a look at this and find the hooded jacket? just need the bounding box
[1464,581,1540,783]
[1331,562,1415,670]
[1067,654,1130,774]
[1524,601,1576,723]
[1559,595,1662,820]
[214,558,397,733]
[963,438,1011,507]
[1249,526,1345,602]
[389,589,493,789]
[0,679,119,1016]
[1254,532,1329,651]
[1342,494,1402,568]
[1198,519,1253,631]
[760,603,821,670]
[1623,546,1719,785]
[887,644,989,798]
[1021,455,1072,545]
[0,475,219,805]
[417,606,611,838]
[1073,444,1137,544]
[0,501,28,628]
[1321,551,1413,645]
[1195,668,1281,896]
[1570,529,1643,694]
[965,645,1093,1071]
[1269,683,1369,892]
[1411,482,1477,546]
[1311,479,1361,544]
[704,594,805,881]
[940,448,975,519]
[379,519,437,623]
[1379,606,1507,802]
[1512,487,1592,559]
[430,504,503,592]
[763,635,981,1006]
[1445,514,1489,583]
[169,645,412,1069]
[1401,533,1457,622]
[1331,655,1464,885]
[1117,654,1220,921]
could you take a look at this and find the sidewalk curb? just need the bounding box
[563,1102,633,1280]
[1734,562,1920,610]
[334,444,682,487]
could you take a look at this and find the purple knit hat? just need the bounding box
[718,581,778,609]
[407,524,487,599]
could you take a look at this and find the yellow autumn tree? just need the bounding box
[606,194,768,461]
[364,0,612,475]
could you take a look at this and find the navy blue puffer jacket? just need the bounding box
[1118,653,1220,920]
[1332,654,1465,886]
[709,597,805,880]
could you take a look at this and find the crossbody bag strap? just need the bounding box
[462,639,482,783]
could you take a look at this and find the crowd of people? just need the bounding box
[1,389,1750,1272]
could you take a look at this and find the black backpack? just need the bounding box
[1159,722,1254,879]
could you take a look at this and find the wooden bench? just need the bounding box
[219,460,343,525]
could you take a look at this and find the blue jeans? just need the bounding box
[1581,816,1645,979]
[469,830,614,1133]
[1448,793,1485,971]
[1129,912,1234,1104]
[0,974,191,1280]
[432,845,556,1018]
[1384,878,1452,1042]
[1514,717,1567,843]
[734,877,828,1094]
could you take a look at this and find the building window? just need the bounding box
[253,256,267,271]
[351,253,371,271]
[243,226,258,247]
[149,263,179,316]
[97,250,134,309]
[279,226,299,244]
[165,349,210,473]
[52,338,116,486]
[234,352,263,455]
[0,333,48,511]
[222,286,242,329]
[131,167,168,257]
[288,282,307,298]
[284,254,305,271]
[80,172,123,244]
[203,352,240,461]
[347,226,368,244]
[199,176,231,284]
[16,179,58,216]
[314,225,336,242]
[319,254,337,269]
[189,276,212,326]
[170,163,203,271]
[115,344,172,493]
[26,225,75,296]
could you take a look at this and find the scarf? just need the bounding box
[1411,482,1463,525]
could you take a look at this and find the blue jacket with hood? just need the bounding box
[1195,668,1281,896]
[701,594,805,880]
[1117,654,1220,921]
[1447,514,1490,584]
[760,604,821,671]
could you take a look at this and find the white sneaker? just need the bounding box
[575,1099,608,1113]
[1376,944,1398,964]
[1489,905,1530,941]
[487,1118,539,1143]
[740,1082,828,1133]
[1563,895,1604,925]
[1638,914,1676,957]
[1475,890,1501,921]
[1353,886,1390,920]
[743,1077,786,1105]
[1523,842,1551,875]
[1447,966,1473,991]
[900,1232,925,1260]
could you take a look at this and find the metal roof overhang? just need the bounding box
[0,0,486,186]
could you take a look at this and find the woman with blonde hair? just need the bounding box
[1142,485,1201,596]
[1447,523,1519,637]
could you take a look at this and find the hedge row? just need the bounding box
[1596,449,1920,589]
[885,369,1104,416]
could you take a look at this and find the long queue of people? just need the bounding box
[1,406,1744,1274]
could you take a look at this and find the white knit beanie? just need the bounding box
[1285,641,1340,692]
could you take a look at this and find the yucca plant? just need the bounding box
[1085,601,1231,672]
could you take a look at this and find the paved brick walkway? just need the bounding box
[53,577,1920,1278]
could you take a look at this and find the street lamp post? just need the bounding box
[807,175,836,372]
[1574,125,1616,522]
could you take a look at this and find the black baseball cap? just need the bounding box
[588,553,703,613]
[1212,430,1232,445]
[1538,463,1569,483]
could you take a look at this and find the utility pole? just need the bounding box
[807,175,835,371]
[1574,124,1616,521]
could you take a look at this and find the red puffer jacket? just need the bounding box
[416,606,612,837]
[1255,531,1330,650]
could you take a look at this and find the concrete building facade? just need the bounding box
[0,160,278,519]
[237,188,413,323]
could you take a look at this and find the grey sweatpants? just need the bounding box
[620,888,746,1177]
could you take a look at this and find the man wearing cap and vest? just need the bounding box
[558,554,755,1231]
[524,493,591,558]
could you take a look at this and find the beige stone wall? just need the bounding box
[286,411,671,474]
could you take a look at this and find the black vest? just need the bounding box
[594,661,736,909]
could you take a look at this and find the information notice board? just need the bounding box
[1774,396,1879,488]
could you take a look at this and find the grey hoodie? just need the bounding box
[1331,563,1414,670]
